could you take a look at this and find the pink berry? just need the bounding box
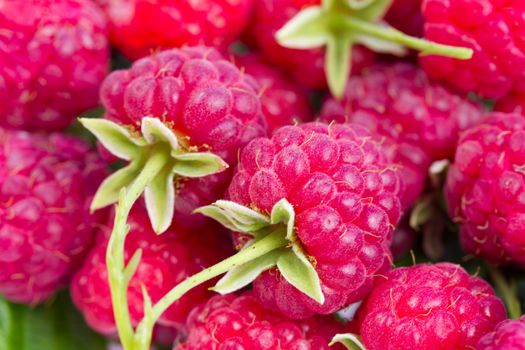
[229,122,402,318]
[248,0,374,89]
[385,0,424,37]
[421,0,525,99]
[176,293,347,350]
[100,46,267,226]
[320,63,486,208]
[235,54,313,133]
[71,205,233,336]
[446,113,525,267]
[0,0,109,131]
[359,263,506,350]
[0,128,107,304]
[95,0,253,59]
[477,316,525,350]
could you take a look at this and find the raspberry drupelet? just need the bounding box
[477,316,525,350]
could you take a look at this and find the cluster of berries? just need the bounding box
[1,0,525,350]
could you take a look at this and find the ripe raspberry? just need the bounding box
[495,92,525,115]
[0,0,109,131]
[421,0,525,99]
[0,129,107,304]
[227,122,401,319]
[477,316,525,350]
[95,0,253,59]
[176,293,347,350]
[71,205,233,336]
[385,0,424,37]
[320,63,485,208]
[248,0,374,89]
[358,263,506,350]
[99,46,266,227]
[446,113,525,267]
[234,54,313,133]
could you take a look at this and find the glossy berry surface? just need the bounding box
[249,0,374,89]
[0,129,107,304]
[0,0,109,131]
[320,63,485,208]
[446,113,525,267]
[101,46,267,226]
[235,54,313,133]
[95,0,253,59]
[229,122,402,319]
[421,0,525,99]
[176,293,346,350]
[71,205,233,335]
[359,263,506,350]
[477,316,525,350]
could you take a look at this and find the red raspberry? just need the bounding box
[320,63,485,208]
[385,0,424,37]
[358,263,506,350]
[477,316,525,350]
[446,113,525,267]
[0,129,107,304]
[496,92,525,115]
[229,122,402,319]
[234,54,313,133]
[71,205,233,336]
[421,0,525,99]
[0,0,109,131]
[248,0,374,89]
[100,46,266,226]
[176,293,347,350]
[95,0,253,59]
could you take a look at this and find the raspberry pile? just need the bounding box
[2,1,525,350]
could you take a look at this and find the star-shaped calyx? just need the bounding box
[196,199,324,304]
[80,117,228,233]
[276,0,473,98]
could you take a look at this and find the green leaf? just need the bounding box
[172,152,229,178]
[325,35,353,99]
[79,118,144,161]
[195,201,270,233]
[0,292,107,350]
[270,199,296,241]
[140,117,180,151]
[212,249,281,294]
[91,160,143,211]
[277,249,324,304]
[330,333,367,350]
[144,166,175,234]
[276,6,330,49]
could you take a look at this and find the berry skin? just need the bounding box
[477,316,525,350]
[421,0,525,100]
[358,263,507,350]
[71,205,233,336]
[0,129,107,304]
[248,0,374,89]
[234,54,313,133]
[229,122,402,319]
[175,293,347,350]
[95,0,253,59]
[101,46,267,226]
[385,0,424,37]
[0,0,109,131]
[446,113,525,267]
[320,63,485,208]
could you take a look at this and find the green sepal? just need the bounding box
[212,248,282,294]
[171,152,229,178]
[145,166,175,234]
[326,35,353,99]
[124,248,143,284]
[345,0,377,10]
[276,6,329,49]
[354,0,392,20]
[140,117,180,152]
[270,199,296,241]
[277,247,325,304]
[330,333,367,350]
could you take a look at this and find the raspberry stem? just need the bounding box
[336,15,473,60]
[486,264,522,319]
[106,149,170,350]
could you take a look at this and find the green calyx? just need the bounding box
[79,117,228,234]
[277,0,474,99]
[330,333,367,349]
[196,199,325,304]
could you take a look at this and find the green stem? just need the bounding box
[338,15,473,59]
[486,264,522,319]
[106,150,169,350]
[135,228,288,337]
